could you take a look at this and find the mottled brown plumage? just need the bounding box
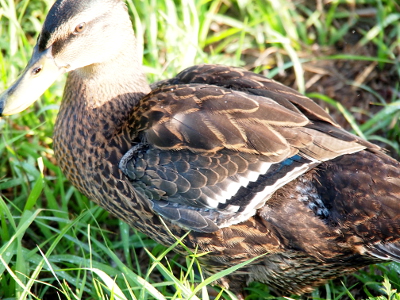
[1,0,400,296]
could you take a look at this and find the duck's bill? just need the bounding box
[0,45,66,116]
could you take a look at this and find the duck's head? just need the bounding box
[0,0,135,116]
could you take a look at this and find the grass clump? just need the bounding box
[1,0,399,299]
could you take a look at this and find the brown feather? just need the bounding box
[2,1,399,296]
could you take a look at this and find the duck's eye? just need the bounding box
[74,22,86,34]
[32,66,42,76]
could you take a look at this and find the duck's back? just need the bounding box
[117,65,400,294]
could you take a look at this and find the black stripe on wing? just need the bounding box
[218,154,314,210]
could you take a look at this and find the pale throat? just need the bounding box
[69,54,150,109]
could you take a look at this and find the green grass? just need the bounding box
[0,0,400,299]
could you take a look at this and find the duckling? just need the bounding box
[1,0,400,296]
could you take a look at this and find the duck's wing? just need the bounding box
[120,64,378,232]
[367,242,400,262]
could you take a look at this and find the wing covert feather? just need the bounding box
[122,64,380,232]
[136,64,376,160]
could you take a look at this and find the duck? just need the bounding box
[1,0,400,296]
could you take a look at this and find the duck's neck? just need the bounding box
[53,36,151,196]
[60,35,150,138]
